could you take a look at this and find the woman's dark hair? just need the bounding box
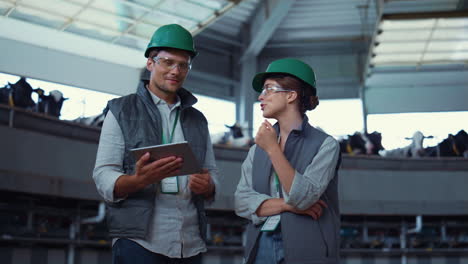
[262,73,318,115]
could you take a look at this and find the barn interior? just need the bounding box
[0,0,467,264]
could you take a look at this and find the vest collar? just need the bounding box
[137,81,198,110]
[273,115,310,136]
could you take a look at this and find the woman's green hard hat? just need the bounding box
[252,58,316,92]
[144,24,198,58]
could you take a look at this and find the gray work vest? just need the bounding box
[104,81,209,240]
[245,118,341,264]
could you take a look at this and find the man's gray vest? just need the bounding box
[245,118,341,264]
[104,81,209,240]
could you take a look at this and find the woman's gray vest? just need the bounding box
[245,118,341,264]
[104,81,209,240]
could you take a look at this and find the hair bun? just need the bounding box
[308,96,319,111]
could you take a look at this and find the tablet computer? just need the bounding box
[130,141,201,176]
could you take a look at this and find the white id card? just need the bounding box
[161,176,179,194]
[261,215,281,232]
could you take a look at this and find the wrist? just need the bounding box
[131,173,147,190]
[280,199,290,212]
[203,181,215,198]
[266,144,281,156]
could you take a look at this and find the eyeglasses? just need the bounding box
[260,85,295,96]
[152,56,192,72]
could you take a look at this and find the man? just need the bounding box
[93,24,219,264]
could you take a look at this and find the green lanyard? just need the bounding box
[272,134,282,196]
[273,172,281,197]
[161,108,180,144]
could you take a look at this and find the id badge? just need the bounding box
[161,176,179,194]
[261,214,281,232]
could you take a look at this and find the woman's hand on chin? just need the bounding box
[255,120,279,154]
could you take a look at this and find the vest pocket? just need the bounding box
[282,213,328,259]
[107,196,153,238]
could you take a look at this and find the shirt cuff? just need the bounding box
[250,195,271,225]
[96,170,127,203]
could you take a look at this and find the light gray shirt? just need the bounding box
[234,136,340,225]
[93,89,219,258]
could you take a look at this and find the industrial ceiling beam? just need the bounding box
[192,0,241,36]
[240,0,296,62]
[361,0,384,82]
[0,17,144,68]
[198,29,242,47]
[266,36,365,49]
[382,10,468,20]
[359,0,384,133]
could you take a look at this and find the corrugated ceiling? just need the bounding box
[372,16,468,67]
[0,0,237,51]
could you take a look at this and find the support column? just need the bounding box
[234,0,293,137]
[235,27,257,138]
[237,58,257,137]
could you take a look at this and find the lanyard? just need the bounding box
[273,172,281,197]
[161,108,180,144]
[272,134,282,197]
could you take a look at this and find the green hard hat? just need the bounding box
[144,24,198,58]
[252,58,316,92]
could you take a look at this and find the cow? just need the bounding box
[35,90,68,118]
[379,131,428,158]
[338,131,384,156]
[33,87,46,112]
[0,77,36,110]
[211,122,254,148]
[339,132,367,155]
[73,112,106,127]
[424,130,468,157]
[211,128,230,146]
[226,123,254,147]
[363,131,384,155]
[0,83,13,106]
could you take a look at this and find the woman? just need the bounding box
[234,58,341,264]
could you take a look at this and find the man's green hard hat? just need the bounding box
[252,58,316,92]
[144,24,197,58]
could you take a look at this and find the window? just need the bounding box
[253,101,275,136]
[0,72,119,120]
[368,112,468,149]
[1,73,237,134]
[193,94,236,135]
[306,99,364,138]
[0,72,20,87]
[253,99,364,139]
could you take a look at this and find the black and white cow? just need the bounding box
[211,123,253,148]
[339,132,367,155]
[0,83,13,106]
[424,130,468,157]
[379,131,429,158]
[0,77,36,110]
[363,131,384,155]
[35,90,68,118]
[73,112,106,127]
[339,131,384,155]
